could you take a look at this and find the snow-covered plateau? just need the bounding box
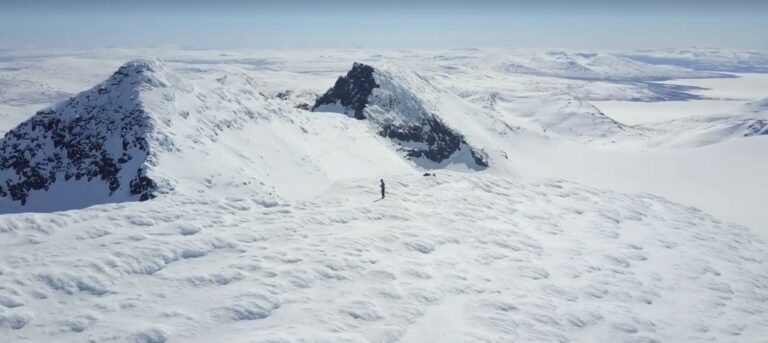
[0,48,766,342]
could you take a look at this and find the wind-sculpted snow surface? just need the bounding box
[0,172,766,342]
[313,63,488,170]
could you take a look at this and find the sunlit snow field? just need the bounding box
[0,48,766,342]
[593,73,768,124]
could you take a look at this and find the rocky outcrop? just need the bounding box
[313,63,377,120]
[313,63,487,169]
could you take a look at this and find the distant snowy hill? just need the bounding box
[494,94,630,139]
[313,62,488,169]
[475,91,767,148]
[498,51,726,81]
[623,49,768,72]
[638,114,768,148]
[745,97,768,113]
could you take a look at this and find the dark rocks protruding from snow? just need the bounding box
[380,116,487,167]
[0,60,164,207]
[313,63,377,120]
[129,169,157,201]
[312,63,488,169]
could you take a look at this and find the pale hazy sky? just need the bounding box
[0,0,766,50]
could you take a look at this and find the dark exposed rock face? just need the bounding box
[313,63,377,120]
[0,60,161,206]
[129,170,157,201]
[312,63,487,169]
[380,117,487,168]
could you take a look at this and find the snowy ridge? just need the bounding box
[0,59,418,211]
[313,63,488,170]
[0,172,765,342]
[0,60,165,208]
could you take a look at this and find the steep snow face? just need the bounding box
[0,60,165,208]
[313,63,488,170]
[0,172,765,342]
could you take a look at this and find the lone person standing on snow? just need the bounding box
[380,179,386,199]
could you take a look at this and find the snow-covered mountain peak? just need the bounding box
[313,63,488,169]
[313,62,377,120]
[0,59,278,211]
[97,59,177,99]
[109,59,168,83]
[0,60,175,209]
[0,59,424,212]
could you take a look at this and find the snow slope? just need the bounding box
[1,172,766,342]
[637,114,768,148]
[493,94,630,140]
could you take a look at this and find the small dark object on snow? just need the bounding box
[380,179,385,199]
[422,172,436,177]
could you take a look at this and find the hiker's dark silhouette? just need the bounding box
[380,179,385,199]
